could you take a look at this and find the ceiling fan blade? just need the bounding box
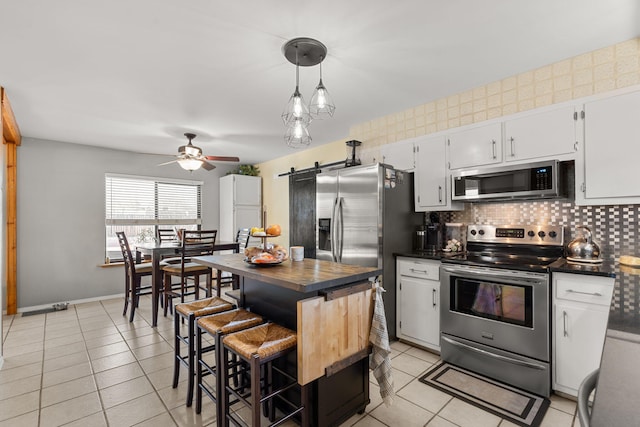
[158,159,178,166]
[201,161,216,171]
[204,155,240,162]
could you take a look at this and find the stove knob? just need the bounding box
[478,229,485,236]
[527,230,535,237]
[470,229,477,236]
[538,231,546,238]
[549,231,557,238]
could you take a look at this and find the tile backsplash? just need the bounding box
[439,201,640,261]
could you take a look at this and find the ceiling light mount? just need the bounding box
[282,38,327,67]
[281,37,335,148]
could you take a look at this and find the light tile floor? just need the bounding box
[0,296,580,426]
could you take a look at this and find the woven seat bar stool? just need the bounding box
[174,297,234,407]
[221,322,309,427]
[195,309,264,416]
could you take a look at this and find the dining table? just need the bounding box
[135,240,240,327]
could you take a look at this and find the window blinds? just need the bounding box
[105,174,202,226]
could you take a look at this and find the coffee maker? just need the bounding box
[414,212,443,253]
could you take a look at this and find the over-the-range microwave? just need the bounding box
[451,160,571,202]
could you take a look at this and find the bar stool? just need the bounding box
[195,309,264,416]
[174,297,234,407]
[221,322,309,427]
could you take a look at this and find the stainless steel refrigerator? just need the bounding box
[316,163,422,338]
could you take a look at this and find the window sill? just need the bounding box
[99,262,124,268]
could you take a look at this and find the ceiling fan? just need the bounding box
[158,133,239,171]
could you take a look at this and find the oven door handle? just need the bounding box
[441,266,546,284]
[441,336,547,371]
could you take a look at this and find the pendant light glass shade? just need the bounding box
[309,62,335,118]
[284,117,311,148]
[281,83,311,126]
[177,158,203,171]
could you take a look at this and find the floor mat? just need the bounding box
[419,362,549,427]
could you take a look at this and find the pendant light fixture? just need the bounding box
[309,59,335,118]
[282,37,335,148]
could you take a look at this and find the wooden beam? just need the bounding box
[1,86,20,315]
[5,142,16,315]
[1,87,21,146]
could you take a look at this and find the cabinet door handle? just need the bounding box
[574,141,579,151]
[567,289,602,297]
[432,288,437,307]
[438,185,443,203]
[491,140,497,159]
[410,268,428,274]
[563,310,568,337]
[509,137,515,157]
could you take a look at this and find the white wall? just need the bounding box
[16,137,235,309]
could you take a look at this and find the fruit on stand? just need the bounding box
[250,227,265,236]
[265,224,281,236]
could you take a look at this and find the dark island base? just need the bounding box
[242,277,370,427]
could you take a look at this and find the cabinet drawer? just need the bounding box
[555,274,614,306]
[398,259,440,280]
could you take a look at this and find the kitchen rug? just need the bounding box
[419,362,549,427]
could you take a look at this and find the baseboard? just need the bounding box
[14,293,123,314]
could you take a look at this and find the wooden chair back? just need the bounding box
[236,228,251,249]
[116,231,137,276]
[157,228,176,243]
[181,229,217,262]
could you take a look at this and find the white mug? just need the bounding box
[290,246,304,261]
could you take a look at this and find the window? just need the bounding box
[105,174,203,261]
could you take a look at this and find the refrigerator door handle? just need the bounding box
[337,197,344,262]
[331,197,339,262]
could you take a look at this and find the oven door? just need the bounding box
[440,264,549,362]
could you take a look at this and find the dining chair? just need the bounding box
[157,228,176,243]
[116,231,154,322]
[215,228,251,293]
[162,229,217,315]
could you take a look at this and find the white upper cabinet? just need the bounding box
[414,135,463,211]
[576,89,640,205]
[381,139,415,171]
[503,105,578,162]
[447,122,502,169]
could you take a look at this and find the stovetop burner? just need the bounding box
[442,224,565,272]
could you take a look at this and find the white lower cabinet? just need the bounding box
[396,257,440,351]
[552,272,614,396]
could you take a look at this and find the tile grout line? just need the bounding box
[100,299,182,427]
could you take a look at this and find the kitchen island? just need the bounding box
[193,253,383,427]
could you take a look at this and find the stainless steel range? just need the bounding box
[440,224,564,397]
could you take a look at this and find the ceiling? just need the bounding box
[1,1,639,165]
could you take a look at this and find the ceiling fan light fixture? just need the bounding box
[177,157,204,171]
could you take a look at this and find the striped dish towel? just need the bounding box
[369,282,394,406]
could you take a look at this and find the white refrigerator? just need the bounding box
[219,174,261,243]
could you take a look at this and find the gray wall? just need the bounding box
[16,137,236,309]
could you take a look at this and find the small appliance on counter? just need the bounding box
[414,212,443,253]
[566,225,603,264]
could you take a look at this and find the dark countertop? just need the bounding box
[193,253,382,293]
[394,251,464,261]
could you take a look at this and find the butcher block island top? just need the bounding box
[193,253,382,293]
